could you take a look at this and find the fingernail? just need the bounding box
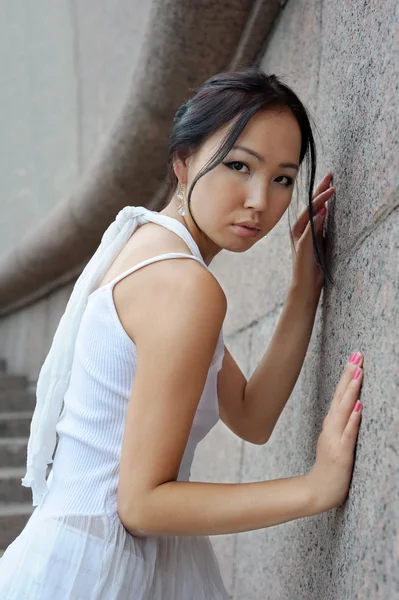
[354,401,362,412]
[318,206,327,216]
[352,353,361,365]
[349,353,355,363]
[353,368,361,380]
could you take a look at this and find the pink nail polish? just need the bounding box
[349,353,355,363]
[318,206,327,216]
[354,401,362,412]
[352,354,361,365]
[353,368,361,380]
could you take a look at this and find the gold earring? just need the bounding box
[176,184,187,216]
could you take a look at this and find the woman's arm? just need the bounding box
[116,259,318,537]
[217,282,321,445]
[218,175,333,445]
[125,476,315,537]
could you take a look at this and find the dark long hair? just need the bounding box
[165,67,332,284]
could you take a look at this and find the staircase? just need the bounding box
[0,359,36,555]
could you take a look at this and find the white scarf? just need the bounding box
[21,205,201,505]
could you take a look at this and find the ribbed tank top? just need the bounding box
[40,208,225,518]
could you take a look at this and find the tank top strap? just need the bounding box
[104,252,205,291]
[135,207,205,264]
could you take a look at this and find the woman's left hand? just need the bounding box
[290,172,335,297]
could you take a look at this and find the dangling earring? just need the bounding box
[176,184,187,217]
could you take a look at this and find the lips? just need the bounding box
[235,221,261,230]
[232,224,260,238]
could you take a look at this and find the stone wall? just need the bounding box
[0,0,397,597]
[192,1,398,598]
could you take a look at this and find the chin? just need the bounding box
[222,237,258,253]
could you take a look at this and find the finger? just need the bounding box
[294,204,327,241]
[293,189,333,237]
[311,210,326,237]
[309,189,334,216]
[313,213,326,256]
[340,400,362,448]
[312,174,330,200]
[312,172,334,200]
[332,353,364,409]
[316,215,326,244]
[333,366,364,432]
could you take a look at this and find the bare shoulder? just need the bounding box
[114,247,226,346]
[128,258,226,342]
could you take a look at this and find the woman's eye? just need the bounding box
[275,175,294,187]
[224,161,250,174]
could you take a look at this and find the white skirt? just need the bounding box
[0,504,229,599]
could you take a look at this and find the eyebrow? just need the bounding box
[232,145,299,171]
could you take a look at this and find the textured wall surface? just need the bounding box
[193,0,399,598]
[0,0,397,598]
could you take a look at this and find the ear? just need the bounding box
[172,152,190,185]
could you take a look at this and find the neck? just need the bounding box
[159,202,221,266]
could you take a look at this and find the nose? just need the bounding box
[243,183,268,211]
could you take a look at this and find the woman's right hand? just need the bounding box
[305,353,364,513]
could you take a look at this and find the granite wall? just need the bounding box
[191,1,399,598]
[0,0,397,598]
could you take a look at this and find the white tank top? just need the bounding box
[40,210,225,517]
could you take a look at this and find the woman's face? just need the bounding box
[171,108,302,263]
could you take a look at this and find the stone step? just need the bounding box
[0,503,34,549]
[0,374,28,391]
[0,389,36,413]
[0,412,32,437]
[0,467,32,503]
[0,438,27,468]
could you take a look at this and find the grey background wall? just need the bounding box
[0,0,154,383]
[0,1,153,255]
[0,1,397,598]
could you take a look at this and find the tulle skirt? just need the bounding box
[0,504,229,599]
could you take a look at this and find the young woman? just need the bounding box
[0,67,364,599]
